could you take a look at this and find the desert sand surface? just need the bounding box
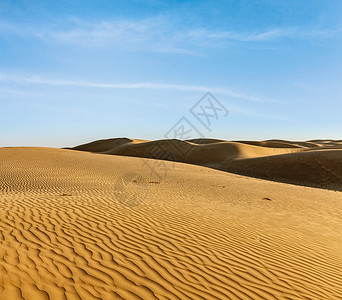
[0,146,342,299]
[72,138,342,191]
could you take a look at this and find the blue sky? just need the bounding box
[1,0,342,147]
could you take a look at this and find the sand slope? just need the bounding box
[72,138,342,191]
[1,147,342,299]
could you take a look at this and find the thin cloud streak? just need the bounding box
[187,27,341,42]
[0,74,280,103]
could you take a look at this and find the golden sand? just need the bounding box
[0,143,342,299]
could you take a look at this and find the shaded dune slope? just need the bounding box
[71,138,342,191]
[223,150,342,191]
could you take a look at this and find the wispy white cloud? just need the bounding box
[0,73,279,103]
[186,27,341,42]
[0,17,340,53]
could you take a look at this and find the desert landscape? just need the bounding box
[1,1,342,299]
[0,138,342,299]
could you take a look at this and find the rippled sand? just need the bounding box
[0,147,342,299]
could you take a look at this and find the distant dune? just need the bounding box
[1,147,342,299]
[71,138,342,191]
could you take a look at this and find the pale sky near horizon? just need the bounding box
[1,0,342,147]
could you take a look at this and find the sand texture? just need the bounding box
[0,145,342,299]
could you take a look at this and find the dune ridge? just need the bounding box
[0,147,342,299]
[71,138,342,191]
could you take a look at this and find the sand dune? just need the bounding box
[71,138,342,191]
[71,138,149,153]
[0,147,342,299]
